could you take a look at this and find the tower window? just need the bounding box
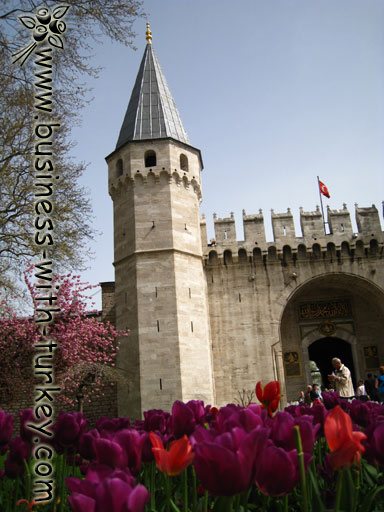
[145,150,157,167]
[116,159,123,177]
[180,154,188,171]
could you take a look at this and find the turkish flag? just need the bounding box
[319,180,330,198]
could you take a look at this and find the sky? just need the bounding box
[69,0,384,310]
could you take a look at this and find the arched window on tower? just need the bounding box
[238,248,247,264]
[224,250,232,265]
[116,159,123,177]
[180,154,188,171]
[145,150,156,168]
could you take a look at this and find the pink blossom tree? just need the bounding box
[0,268,128,407]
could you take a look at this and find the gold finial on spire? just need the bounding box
[146,22,152,44]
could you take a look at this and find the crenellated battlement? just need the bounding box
[109,168,202,201]
[202,203,383,264]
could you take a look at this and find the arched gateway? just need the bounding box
[280,273,384,403]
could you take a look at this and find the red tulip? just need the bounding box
[149,432,194,476]
[255,381,282,417]
[324,405,367,470]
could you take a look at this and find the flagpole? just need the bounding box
[317,176,327,235]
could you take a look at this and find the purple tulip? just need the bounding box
[94,438,124,468]
[19,408,35,442]
[270,412,318,455]
[78,429,100,461]
[143,409,171,434]
[113,429,145,476]
[221,407,265,433]
[185,400,207,425]
[364,422,384,466]
[254,442,300,496]
[0,410,14,446]
[322,391,348,411]
[66,465,149,512]
[53,411,88,453]
[193,426,268,496]
[348,400,372,428]
[171,401,196,438]
[96,416,131,433]
[4,436,31,478]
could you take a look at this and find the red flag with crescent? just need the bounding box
[319,180,330,198]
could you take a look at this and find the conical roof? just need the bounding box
[116,42,190,149]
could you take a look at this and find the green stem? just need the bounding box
[284,494,289,512]
[294,425,308,512]
[225,496,234,512]
[23,458,32,502]
[165,474,171,512]
[352,467,360,512]
[192,466,197,511]
[150,461,155,511]
[234,494,241,512]
[13,477,20,512]
[242,489,250,512]
[334,469,344,512]
[183,470,188,512]
[204,490,208,512]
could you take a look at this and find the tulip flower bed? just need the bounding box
[1,383,384,512]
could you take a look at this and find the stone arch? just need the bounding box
[147,172,156,186]
[278,272,384,403]
[355,240,364,258]
[160,171,170,184]
[180,153,188,172]
[223,250,232,265]
[253,247,262,263]
[134,173,144,187]
[297,244,307,261]
[282,245,292,265]
[172,171,180,185]
[370,239,378,257]
[326,242,336,262]
[302,330,359,390]
[144,150,156,168]
[116,159,123,178]
[238,248,247,264]
[341,241,350,257]
[208,250,218,265]
[182,176,189,189]
[311,243,321,259]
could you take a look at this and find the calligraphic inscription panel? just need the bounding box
[299,300,351,320]
[284,351,301,378]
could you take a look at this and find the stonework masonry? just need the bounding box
[103,39,384,418]
[202,204,384,406]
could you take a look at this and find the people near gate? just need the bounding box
[310,383,322,402]
[356,379,369,401]
[327,357,355,399]
[304,385,312,405]
[375,366,384,403]
[365,373,379,402]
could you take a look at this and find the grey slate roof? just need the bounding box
[116,44,190,149]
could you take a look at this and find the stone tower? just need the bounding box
[106,25,215,418]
